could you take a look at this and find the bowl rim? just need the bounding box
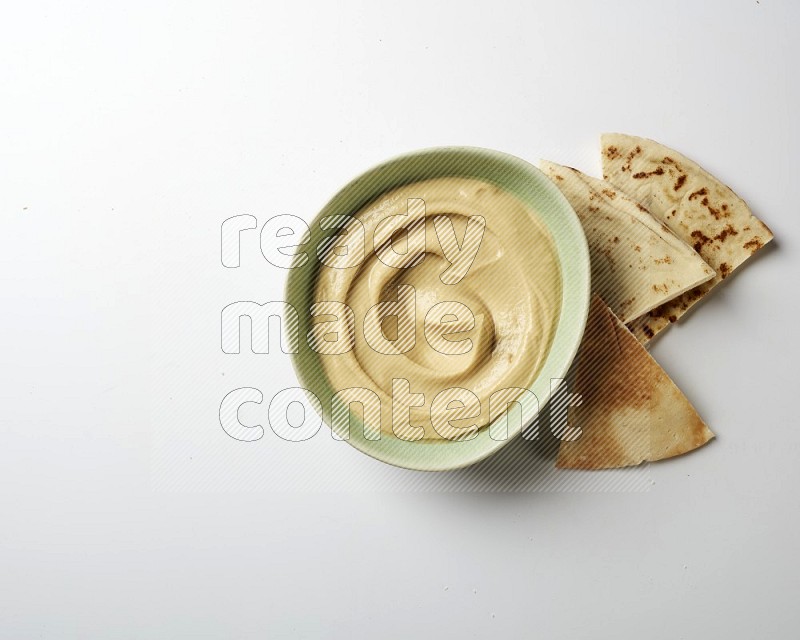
[284,145,590,471]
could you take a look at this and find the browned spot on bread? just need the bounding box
[714,224,738,243]
[668,315,677,323]
[632,167,665,179]
[691,229,713,253]
[643,325,655,339]
[698,196,724,220]
[719,262,731,278]
[654,256,673,264]
[613,236,620,243]
[708,206,722,220]
[743,237,764,252]
[674,174,687,191]
[554,174,563,181]
[665,156,684,172]
[621,145,642,172]
[602,189,617,199]
[688,187,708,201]
[605,146,620,159]
[635,202,648,213]
[600,248,616,266]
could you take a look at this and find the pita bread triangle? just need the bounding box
[540,160,715,323]
[556,296,714,470]
[601,133,774,342]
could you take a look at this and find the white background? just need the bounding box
[2,0,798,638]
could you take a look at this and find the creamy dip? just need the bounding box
[313,177,562,441]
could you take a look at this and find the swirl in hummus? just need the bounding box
[313,177,562,441]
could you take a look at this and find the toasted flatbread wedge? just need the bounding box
[540,160,715,323]
[556,296,714,470]
[601,133,774,342]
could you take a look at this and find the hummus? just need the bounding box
[313,177,562,441]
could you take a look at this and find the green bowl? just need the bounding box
[285,146,590,471]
